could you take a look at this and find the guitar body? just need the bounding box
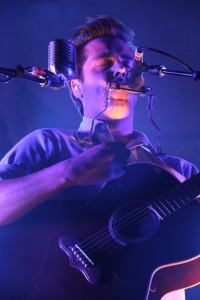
[0,163,200,300]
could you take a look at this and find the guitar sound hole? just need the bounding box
[109,202,160,245]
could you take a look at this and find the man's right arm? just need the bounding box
[0,142,130,226]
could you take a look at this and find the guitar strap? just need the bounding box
[91,122,186,184]
[128,143,186,183]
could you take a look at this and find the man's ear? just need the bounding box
[70,79,83,99]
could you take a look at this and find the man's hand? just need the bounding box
[65,142,130,186]
[0,142,130,224]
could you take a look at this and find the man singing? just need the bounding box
[0,16,198,300]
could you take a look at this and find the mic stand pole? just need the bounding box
[0,65,45,84]
[146,65,200,81]
[163,69,200,81]
[0,65,65,89]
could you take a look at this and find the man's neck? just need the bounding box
[103,117,134,144]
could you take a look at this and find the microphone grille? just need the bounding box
[48,39,76,80]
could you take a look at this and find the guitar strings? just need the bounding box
[98,191,194,255]
[76,193,183,256]
[84,210,153,256]
[71,173,198,259]
[77,204,153,254]
[77,200,161,254]
[75,182,193,257]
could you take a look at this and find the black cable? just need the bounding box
[138,47,194,73]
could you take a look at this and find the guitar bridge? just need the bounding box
[69,243,95,268]
[59,236,101,285]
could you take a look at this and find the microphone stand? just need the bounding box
[0,65,66,89]
[1,63,200,88]
[0,66,45,84]
[143,64,200,81]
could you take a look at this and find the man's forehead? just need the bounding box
[83,37,133,60]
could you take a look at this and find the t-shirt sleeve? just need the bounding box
[0,129,53,180]
[161,154,199,179]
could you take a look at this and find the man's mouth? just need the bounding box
[109,80,133,88]
[110,97,128,105]
[109,87,129,101]
[106,81,143,95]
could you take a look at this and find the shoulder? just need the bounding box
[161,154,198,179]
[1,128,76,161]
[20,128,76,144]
[0,128,77,179]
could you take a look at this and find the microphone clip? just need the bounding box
[0,65,67,89]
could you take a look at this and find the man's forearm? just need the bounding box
[0,160,73,225]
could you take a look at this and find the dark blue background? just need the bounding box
[0,1,200,298]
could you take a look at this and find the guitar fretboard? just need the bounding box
[151,172,200,220]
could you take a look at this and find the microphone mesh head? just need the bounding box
[48,39,76,80]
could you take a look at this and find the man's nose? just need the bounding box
[111,72,124,85]
[113,60,126,74]
[112,60,130,82]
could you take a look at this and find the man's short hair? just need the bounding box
[71,15,135,79]
[69,15,135,116]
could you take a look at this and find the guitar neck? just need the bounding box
[151,172,200,220]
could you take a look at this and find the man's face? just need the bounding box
[73,37,138,120]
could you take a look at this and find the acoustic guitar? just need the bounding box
[0,162,200,300]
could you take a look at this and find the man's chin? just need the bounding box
[104,106,130,119]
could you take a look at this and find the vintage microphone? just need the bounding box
[0,39,76,89]
[48,39,76,81]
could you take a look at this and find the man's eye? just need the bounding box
[96,59,113,70]
[124,65,132,71]
[123,61,133,71]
